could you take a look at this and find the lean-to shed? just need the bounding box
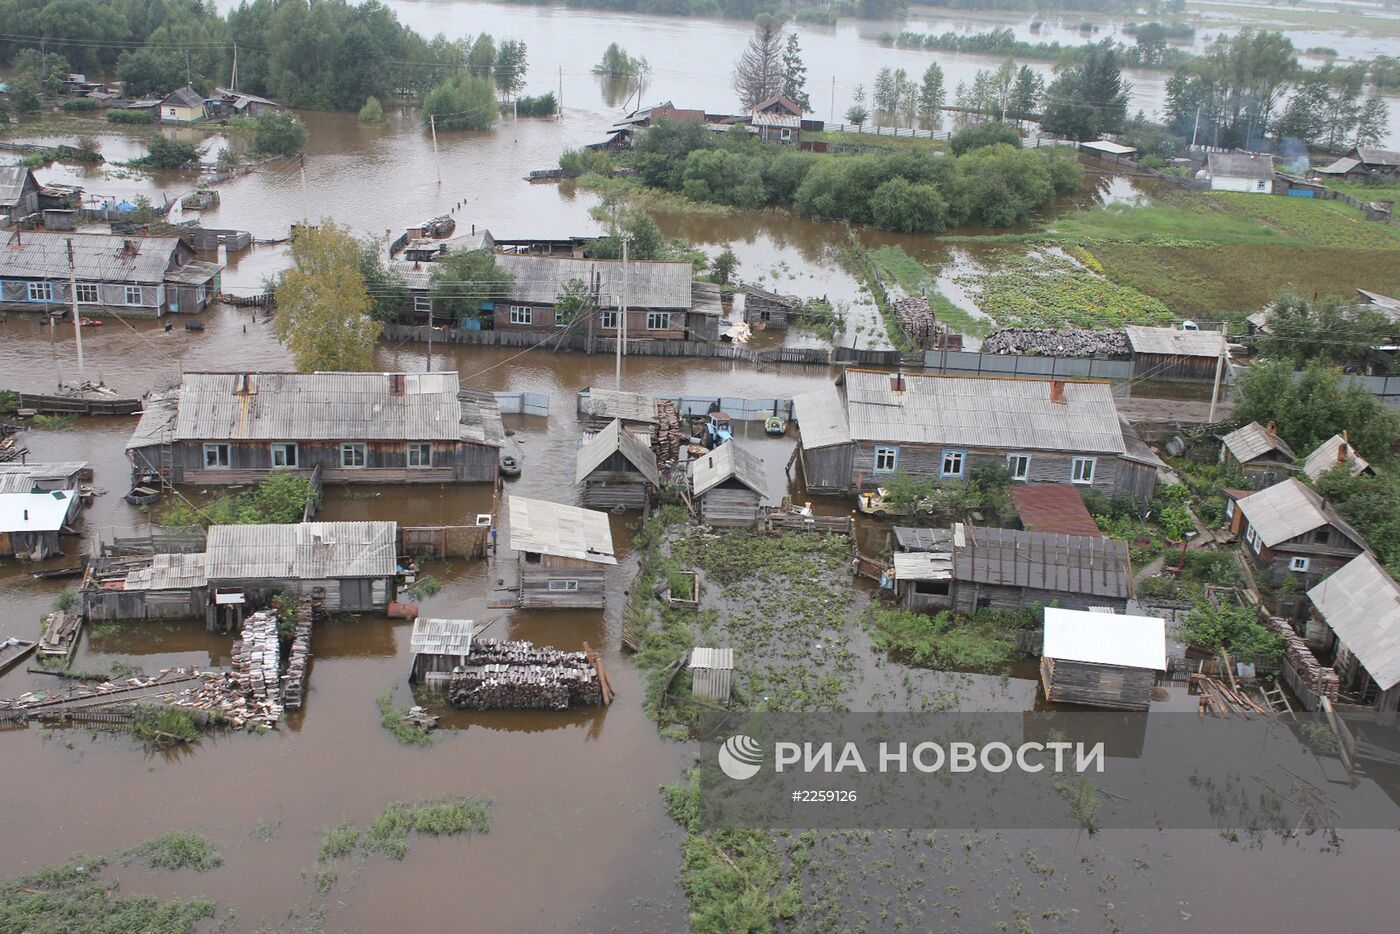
[1219,422,1295,487]
[1040,607,1166,711]
[508,496,616,609]
[690,646,734,702]
[575,418,660,510]
[690,442,766,527]
[410,617,475,687]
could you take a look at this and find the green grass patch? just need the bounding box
[129,705,202,746]
[317,821,361,861]
[1054,777,1102,833]
[376,692,433,746]
[575,172,735,216]
[866,608,1024,672]
[868,243,993,339]
[813,130,945,153]
[362,798,492,860]
[122,831,223,872]
[405,575,442,599]
[957,250,1173,329]
[0,857,216,933]
[30,413,78,430]
[1323,180,1400,202]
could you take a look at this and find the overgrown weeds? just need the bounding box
[866,608,1025,672]
[129,705,202,746]
[376,693,432,746]
[122,831,223,872]
[318,798,491,863]
[0,857,216,932]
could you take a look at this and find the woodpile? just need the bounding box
[1192,673,1269,717]
[891,297,948,349]
[981,327,1131,357]
[1264,616,1340,701]
[446,639,603,710]
[653,399,684,468]
[37,610,81,664]
[281,601,321,710]
[0,427,26,464]
[229,610,283,723]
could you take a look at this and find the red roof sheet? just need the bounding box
[1011,483,1103,537]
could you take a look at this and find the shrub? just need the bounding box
[1179,603,1282,661]
[254,110,307,155]
[134,136,201,169]
[423,73,497,131]
[949,122,1021,155]
[358,95,383,123]
[122,831,223,872]
[515,92,557,117]
[108,108,156,124]
[59,98,100,112]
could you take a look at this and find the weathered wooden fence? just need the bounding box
[6,392,143,415]
[400,524,490,559]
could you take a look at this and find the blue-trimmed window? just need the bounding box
[27,282,53,302]
[873,446,899,473]
[1006,453,1031,481]
[941,450,966,478]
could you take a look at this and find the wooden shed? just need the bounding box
[409,617,474,688]
[508,496,617,609]
[1306,553,1400,712]
[690,442,766,527]
[1219,422,1296,487]
[1123,326,1226,383]
[1301,432,1372,482]
[0,490,80,560]
[84,551,209,621]
[690,646,734,702]
[743,285,796,330]
[1040,607,1166,711]
[950,524,1133,613]
[575,418,660,510]
[892,550,953,610]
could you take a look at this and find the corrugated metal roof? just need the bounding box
[690,442,767,498]
[1011,484,1103,537]
[1302,434,1371,481]
[1236,478,1365,549]
[582,387,658,424]
[158,372,496,444]
[1080,140,1137,156]
[1307,553,1400,691]
[892,526,952,552]
[410,617,474,656]
[1042,607,1166,670]
[792,386,851,450]
[0,231,189,283]
[1207,152,1274,178]
[507,496,616,565]
[843,370,1126,454]
[0,462,86,493]
[753,111,800,128]
[892,551,953,581]
[1315,157,1360,175]
[575,419,660,486]
[204,521,398,581]
[125,552,208,591]
[163,87,206,108]
[126,390,179,451]
[0,165,34,205]
[691,281,723,317]
[690,647,734,670]
[955,526,1131,599]
[0,490,74,532]
[1123,326,1227,358]
[163,260,222,285]
[1356,148,1400,167]
[1119,419,1167,469]
[495,253,693,308]
[1220,422,1295,464]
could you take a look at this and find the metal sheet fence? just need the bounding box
[577,389,794,423]
[921,350,1134,380]
[493,391,550,416]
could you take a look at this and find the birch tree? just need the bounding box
[273,222,381,373]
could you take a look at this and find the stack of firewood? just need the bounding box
[981,327,1131,357]
[230,611,282,718]
[1264,616,1339,700]
[653,399,683,467]
[892,297,947,349]
[280,603,317,709]
[446,639,602,710]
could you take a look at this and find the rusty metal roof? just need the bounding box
[953,524,1131,600]
[1011,484,1103,537]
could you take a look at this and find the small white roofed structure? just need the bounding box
[1042,607,1167,671]
[0,490,76,532]
[508,496,616,565]
[690,646,734,702]
[410,617,475,686]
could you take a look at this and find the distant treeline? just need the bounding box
[556,0,907,19]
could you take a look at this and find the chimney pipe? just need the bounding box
[1266,420,1276,437]
[1338,442,1348,464]
[890,372,906,393]
[1049,380,1067,405]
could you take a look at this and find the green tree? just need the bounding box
[422,73,497,130]
[594,43,646,77]
[1355,94,1390,147]
[949,122,1021,155]
[358,95,384,123]
[494,39,528,99]
[428,248,515,321]
[733,13,786,110]
[1040,39,1130,140]
[917,63,945,125]
[254,110,307,155]
[781,32,810,111]
[845,84,869,126]
[873,66,896,114]
[13,48,69,96]
[116,48,189,98]
[869,177,948,233]
[1008,65,1043,122]
[1236,359,1400,459]
[358,240,409,322]
[1256,293,1395,372]
[553,278,590,327]
[467,33,496,77]
[136,136,201,169]
[711,247,738,286]
[273,222,382,372]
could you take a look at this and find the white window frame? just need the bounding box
[1289,556,1310,573]
[645,311,673,331]
[1255,178,1268,191]
[74,283,99,304]
[340,443,367,468]
[202,443,230,468]
[509,305,533,325]
[413,294,432,315]
[873,446,899,473]
[1071,457,1096,485]
[124,284,144,306]
[270,443,298,468]
[1247,525,1262,554]
[1006,453,1031,481]
[941,450,966,479]
[407,442,432,468]
[27,281,53,302]
[547,579,579,592]
[598,310,618,330]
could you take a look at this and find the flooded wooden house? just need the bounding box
[1306,553,1400,712]
[1301,433,1373,482]
[0,231,221,318]
[1123,326,1226,382]
[951,524,1132,613]
[0,165,41,224]
[508,496,616,609]
[1040,607,1166,711]
[0,489,80,559]
[1218,421,1296,487]
[489,253,709,340]
[1234,479,1368,593]
[125,371,503,485]
[84,552,209,621]
[690,442,766,527]
[749,94,810,143]
[743,285,796,330]
[204,521,399,625]
[409,617,474,688]
[791,371,1161,501]
[575,418,660,510]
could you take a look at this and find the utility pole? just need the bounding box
[1208,331,1226,423]
[231,43,239,93]
[1190,104,1201,149]
[66,238,85,384]
[830,76,836,124]
[298,153,309,224]
[614,237,630,389]
[185,51,192,88]
[429,114,441,183]
[558,65,564,121]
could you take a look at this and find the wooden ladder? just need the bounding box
[1262,680,1295,717]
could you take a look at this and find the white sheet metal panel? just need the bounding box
[1236,478,1362,549]
[689,647,734,670]
[205,521,398,580]
[1042,607,1167,671]
[410,617,474,656]
[792,387,851,450]
[1307,553,1400,691]
[892,552,953,581]
[0,490,74,532]
[842,369,1127,454]
[507,496,617,565]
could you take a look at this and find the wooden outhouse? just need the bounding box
[1218,422,1296,487]
[1040,607,1166,711]
[690,647,734,702]
[1306,553,1400,712]
[508,496,616,609]
[409,617,474,688]
[690,442,766,527]
[575,418,660,510]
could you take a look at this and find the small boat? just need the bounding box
[0,637,38,675]
[764,415,786,436]
[79,317,103,326]
[124,471,163,506]
[499,452,522,478]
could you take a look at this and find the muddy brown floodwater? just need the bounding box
[2,1,1399,929]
